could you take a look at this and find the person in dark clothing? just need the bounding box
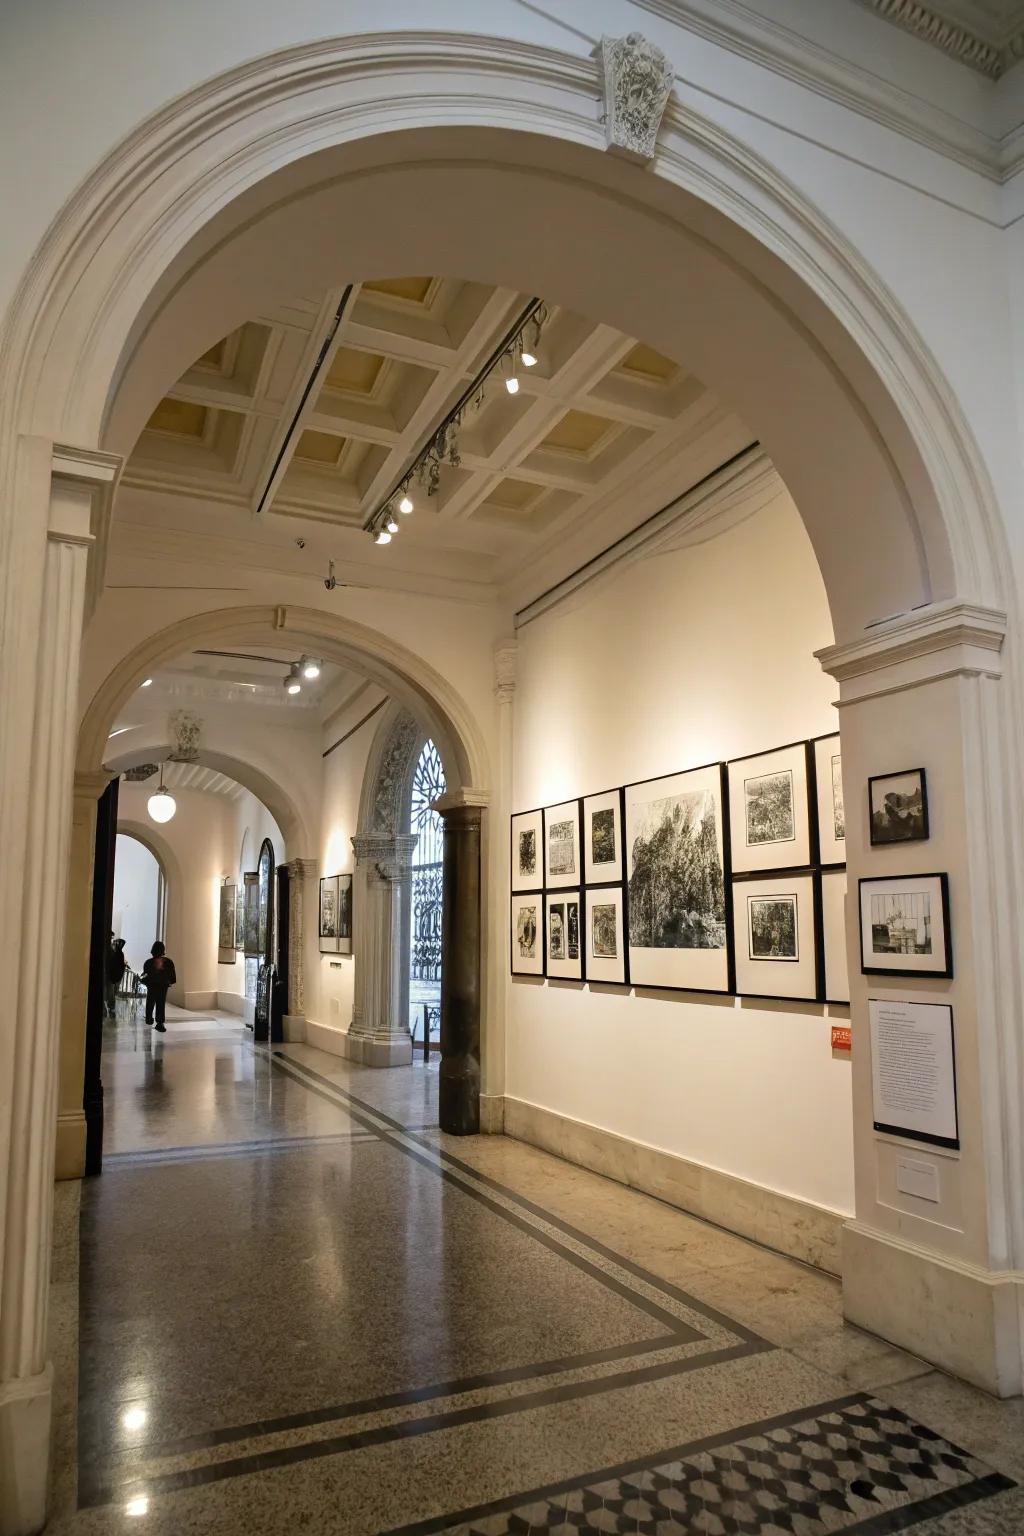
[105,935,127,1017]
[141,941,176,1032]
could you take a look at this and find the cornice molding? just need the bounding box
[50,442,122,621]
[855,1,1024,80]
[816,599,1006,703]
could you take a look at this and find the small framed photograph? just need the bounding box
[319,874,341,954]
[336,873,353,957]
[858,873,951,978]
[545,890,584,981]
[582,788,624,884]
[510,891,543,977]
[218,883,237,965]
[820,867,850,1005]
[728,741,813,873]
[511,808,543,893]
[544,799,582,890]
[732,873,818,1001]
[813,733,845,865]
[585,884,628,986]
[869,768,928,846]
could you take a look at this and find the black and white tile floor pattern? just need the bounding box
[395,1396,1015,1535]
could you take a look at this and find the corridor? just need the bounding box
[41,1013,1022,1534]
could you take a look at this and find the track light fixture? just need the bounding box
[399,490,414,514]
[386,513,399,534]
[374,528,391,545]
[301,656,321,680]
[284,663,302,695]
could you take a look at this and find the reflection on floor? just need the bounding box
[45,1009,1024,1533]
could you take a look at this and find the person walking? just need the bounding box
[105,934,127,1017]
[141,941,176,1032]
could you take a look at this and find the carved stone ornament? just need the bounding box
[494,641,518,702]
[370,713,419,834]
[168,709,202,763]
[597,32,674,164]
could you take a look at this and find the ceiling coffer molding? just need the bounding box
[857,0,1024,77]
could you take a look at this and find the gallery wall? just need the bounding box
[508,485,854,1219]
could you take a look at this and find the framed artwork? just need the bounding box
[218,883,237,965]
[728,741,813,873]
[624,762,732,994]
[319,873,341,954]
[544,799,582,890]
[813,733,845,866]
[336,873,353,957]
[545,889,584,981]
[820,867,850,1005]
[732,872,818,1001]
[858,873,952,978]
[869,768,929,845]
[243,872,260,957]
[234,887,245,951]
[510,891,543,977]
[511,808,543,893]
[582,788,624,884]
[585,884,628,986]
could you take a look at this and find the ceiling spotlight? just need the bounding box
[521,349,537,368]
[386,515,399,534]
[505,373,519,395]
[399,492,414,514]
[284,663,302,695]
[375,528,392,545]
[140,678,153,688]
[147,766,176,824]
[301,657,321,680]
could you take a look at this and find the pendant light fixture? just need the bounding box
[147,765,177,824]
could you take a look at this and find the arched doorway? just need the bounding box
[112,833,166,982]
[408,740,446,1053]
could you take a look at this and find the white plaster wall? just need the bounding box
[218,790,286,1003]
[112,834,161,973]
[509,488,856,1216]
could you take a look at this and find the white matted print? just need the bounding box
[625,763,730,993]
[821,867,850,1004]
[545,890,584,981]
[732,873,818,1001]
[510,892,543,976]
[858,873,952,978]
[544,799,582,890]
[583,789,623,884]
[585,885,628,986]
[813,733,845,865]
[511,809,542,893]
[728,742,811,873]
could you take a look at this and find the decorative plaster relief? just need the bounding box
[596,32,674,163]
[370,713,419,834]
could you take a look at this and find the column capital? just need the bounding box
[286,857,318,879]
[494,639,518,703]
[351,833,418,874]
[816,600,1006,707]
[50,443,121,623]
[434,788,489,817]
[73,768,115,803]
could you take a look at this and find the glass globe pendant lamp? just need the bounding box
[147,766,176,823]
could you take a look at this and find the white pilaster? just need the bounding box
[0,443,118,1535]
[818,600,1024,1395]
[346,834,418,1066]
[283,857,317,1041]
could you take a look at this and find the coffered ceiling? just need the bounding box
[119,276,747,591]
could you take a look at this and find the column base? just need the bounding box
[843,1222,1024,1397]
[479,1093,506,1134]
[342,1030,413,1068]
[0,1365,52,1536]
[54,1110,86,1180]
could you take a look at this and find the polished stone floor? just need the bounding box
[45,1008,1024,1532]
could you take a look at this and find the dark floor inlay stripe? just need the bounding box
[379,1396,1017,1535]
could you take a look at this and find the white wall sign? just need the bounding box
[868,998,959,1150]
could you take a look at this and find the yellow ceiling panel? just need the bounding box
[484,477,541,511]
[324,346,386,395]
[196,338,227,371]
[361,276,433,304]
[146,398,209,438]
[296,429,346,466]
[619,343,677,382]
[541,409,615,456]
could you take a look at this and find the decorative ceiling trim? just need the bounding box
[856,0,1024,78]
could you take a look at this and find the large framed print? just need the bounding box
[859,873,952,978]
[319,874,341,954]
[545,889,584,981]
[728,741,813,874]
[582,788,624,885]
[821,867,850,1005]
[336,873,353,957]
[585,884,628,986]
[510,891,543,977]
[625,762,731,994]
[732,873,818,1001]
[869,998,959,1149]
[813,733,845,866]
[243,872,260,957]
[544,799,582,890]
[218,883,237,965]
[511,808,543,894]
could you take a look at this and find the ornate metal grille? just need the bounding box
[410,740,445,985]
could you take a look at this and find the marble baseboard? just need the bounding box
[282,1014,306,1043]
[479,1093,506,1135]
[216,991,253,1024]
[54,1110,85,1181]
[0,1364,52,1536]
[183,990,217,1010]
[843,1222,1024,1398]
[502,1095,843,1275]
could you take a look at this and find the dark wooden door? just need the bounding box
[84,777,119,1175]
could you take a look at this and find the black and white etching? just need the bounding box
[567,900,579,960]
[744,769,795,847]
[591,903,617,959]
[831,753,845,841]
[338,877,352,940]
[870,769,928,845]
[871,891,931,956]
[628,789,726,951]
[320,881,337,938]
[748,894,799,960]
[591,808,616,865]
[548,819,576,876]
[518,828,537,879]
[516,904,538,959]
[549,903,565,961]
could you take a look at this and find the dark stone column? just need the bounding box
[438,802,482,1134]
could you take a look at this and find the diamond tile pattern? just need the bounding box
[436,1398,1009,1534]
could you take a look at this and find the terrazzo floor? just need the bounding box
[44,1010,1024,1533]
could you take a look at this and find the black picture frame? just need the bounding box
[543,798,584,890]
[543,888,586,982]
[858,871,952,979]
[581,785,626,885]
[811,731,845,867]
[730,869,820,1003]
[319,873,341,954]
[583,880,630,987]
[510,888,544,977]
[868,767,929,846]
[727,738,817,874]
[510,807,544,893]
[819,865,850,1006]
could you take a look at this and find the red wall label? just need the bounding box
[831,1024,852,1052]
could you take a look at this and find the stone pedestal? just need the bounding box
[436,795,484,1135]
[345,834,417,1067]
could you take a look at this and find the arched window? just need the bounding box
[408,740,446,1032]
